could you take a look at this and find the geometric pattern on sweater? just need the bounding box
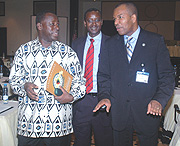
[9,38,86,138]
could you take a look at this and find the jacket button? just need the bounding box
[128,83,132,86]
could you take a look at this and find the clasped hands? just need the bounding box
[93,98,162,116]
[24,82,73,103]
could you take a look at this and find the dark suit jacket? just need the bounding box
[72,33,111,126]
[97,28,175,135]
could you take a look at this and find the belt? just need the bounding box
[87,93,97,96]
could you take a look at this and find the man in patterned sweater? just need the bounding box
[9,12,86,146]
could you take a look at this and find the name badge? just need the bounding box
[136,71,149,83]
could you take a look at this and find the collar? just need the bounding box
[32,37,57,51]
[87,31,102,42]
[124,26,140,42]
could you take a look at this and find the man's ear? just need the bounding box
[101,19,103,26]
[131,14,137,24]
[84,21,87,27]
[37,23,42,31]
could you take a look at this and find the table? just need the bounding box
[169,121,180,146]
[163,88,180,131]
[163,88,180,145]
[0,100,18,146]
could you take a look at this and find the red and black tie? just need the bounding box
[84,39,94,94]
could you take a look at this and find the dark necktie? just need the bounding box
[126,36,133,62]
[84,39,94,94]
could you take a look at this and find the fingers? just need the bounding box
[93,99,111,113]
[93,104,102,112]
[54,87,74,103]
[147,107,161,116]
[29,96,38,101]
[59,86,64,91]
[106,105,110,113]
[24,82,39,101]
[147,100,162,116]
[55,93,73,103]
[27,88,38,101]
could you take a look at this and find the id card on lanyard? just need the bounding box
[136,63,149,84]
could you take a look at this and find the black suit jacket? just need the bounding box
[98,28,175,135]
[72,34,111,126]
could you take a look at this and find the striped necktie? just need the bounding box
[126,36,133,62]
[84,39,94,94]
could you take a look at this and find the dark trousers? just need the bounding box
[113,129,158,146]
[18,134,71,146]
[73,115,113,146]
[73,94,113,146]
[113,113,158,146]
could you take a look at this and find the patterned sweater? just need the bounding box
[9,38,86,138]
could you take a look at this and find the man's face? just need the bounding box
[39,13,59,43]
[84,11,103,37]
[113,5,136,36]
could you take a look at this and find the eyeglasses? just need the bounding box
[86,19,101,23]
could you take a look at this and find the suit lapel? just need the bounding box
[100,34,105,50]
[130,29,145,64]
[100,34,109,54]
[116,35,129,64]
[78,37,86,67]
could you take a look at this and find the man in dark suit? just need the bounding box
[72,8,113,146]
[93,2,175,146]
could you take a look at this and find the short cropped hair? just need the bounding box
[84,8,102,21]
[36,11,55,30]
[115,2,138,21]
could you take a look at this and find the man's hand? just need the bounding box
[93,99,111,113]
[147,100,162,116]
[24,82,39,101]
[54,86,73,103]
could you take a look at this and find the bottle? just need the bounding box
[174,65,178,87]
[174,65,177,76]
[0,84,2,100]
[10,57,13,68]
[0,65,3,79]
[2,52,5,60]
[3,84,8,104]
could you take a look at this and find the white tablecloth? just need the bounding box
[163,88,180,146]
[169,122,180,146]
[163,88,180,131]
[0,100,18,146]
